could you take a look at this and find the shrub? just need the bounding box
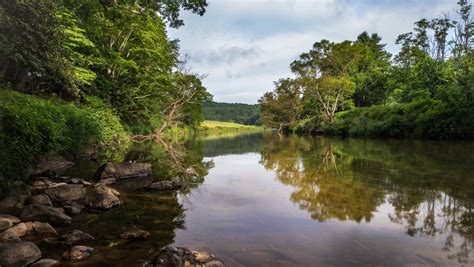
[0,88,130,196]
[323,99,474,139]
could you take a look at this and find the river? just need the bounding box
[53,133,474,266]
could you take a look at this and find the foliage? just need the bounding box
[0,88,129,197]
[0,1,78,98]
[260,1,474,139]
[259,78,302,133]
[202,101,261,125]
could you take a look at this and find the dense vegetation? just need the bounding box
[260,0,474,139]
[0,0,210,193]
[202,101,260,125]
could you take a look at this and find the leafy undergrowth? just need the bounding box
[0,88,130,197]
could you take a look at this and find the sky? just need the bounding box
[168,0,459,104]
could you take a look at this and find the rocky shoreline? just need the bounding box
[0,157,224,267]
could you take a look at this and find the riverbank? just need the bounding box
[0,155,224,266]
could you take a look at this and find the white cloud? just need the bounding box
[169,0,459,103]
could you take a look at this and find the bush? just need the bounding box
[323,99,474,139]
[0,88,130,196]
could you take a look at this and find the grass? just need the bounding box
[200,120,263,137]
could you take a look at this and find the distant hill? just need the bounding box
[202,101,260,125]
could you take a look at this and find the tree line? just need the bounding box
[202,101,260,125]
[260,0,474,138]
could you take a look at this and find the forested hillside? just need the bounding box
[260,0,474,138]
[202,101,260,125]
[0,0,210,195]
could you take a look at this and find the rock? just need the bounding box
[61,230,95,245]
[44,184,86,203]
[31,155,74,177]
[95,162,152,180]
[97,178,116,185]
[0,222,29,240]
[0,241,42,267]
[63,245,94,261]
[31,222,58,237]
[145,180,182,191]
[63,202,85,215]
[30,258,60,267]
[0,214,20,231]
[119,229,151,240]
[147,247,224,267]
[28,194,53,206]
[19,204,72,226]
[84,184,121,210]
[0,189,30,214]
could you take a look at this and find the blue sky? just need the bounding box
[168,0,459,104]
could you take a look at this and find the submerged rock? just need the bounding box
[119,229,151,240]
[61,230,94,245]
[0,241,42,267]
[0,214,21,231]
[147,246,225,267]
[84,184,121,210]
[31,156,74,177]
[19,204,72,226]
[95,162,152,180]
[28,194,53,206]
[63,245,94,261]
[63,202,85,215]
[145,180,182,191]
[30,258,60,267]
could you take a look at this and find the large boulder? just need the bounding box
[95,162,152,180]
[83,184,121,210]
[28,194,53,206]
[44,184,86,203]
[63,245,94,261]
[0,189,30,214]
[0,222,29,240]
[19,204,72,226]
[61,230,94,245]
[31,222,58,237]
[0,241,42,267]
[31,155,74,177]
[147,247,225,267]
[0,214,21,231]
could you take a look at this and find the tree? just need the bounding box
[0,1,78,98]
[154,64,211,136]
[259,79,301,134]
[291,40,360,122]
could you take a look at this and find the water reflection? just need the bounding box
[56,133,474,266]
[259,135,474,265]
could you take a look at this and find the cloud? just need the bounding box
[169,0,459,103]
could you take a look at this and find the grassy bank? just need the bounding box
[200,120,263,136]
[0,88,130,196]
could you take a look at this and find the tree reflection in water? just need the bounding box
[259,135,474,264]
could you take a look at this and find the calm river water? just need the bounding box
[58,133,474,266]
